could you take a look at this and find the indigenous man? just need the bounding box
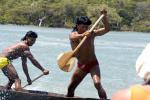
[67,9,110,99]
[0,31,49,91]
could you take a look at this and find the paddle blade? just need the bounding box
[57,51,74,71]
[62,57,76,72]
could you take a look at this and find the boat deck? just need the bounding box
[0,86,109,100]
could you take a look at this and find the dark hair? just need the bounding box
[76,16,92,25]
[144,79,150,85]
[73,16,92,31]
[21,31,38,41]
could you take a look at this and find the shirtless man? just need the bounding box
[67,9,110,99]
[0,31,49,91]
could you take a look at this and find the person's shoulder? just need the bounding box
[70,31,78,35]
[19,42,29,50]
[111,88,131,100]
[19,41,27,46]
[69,31,78,39]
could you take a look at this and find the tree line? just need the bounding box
[0,0,149,32]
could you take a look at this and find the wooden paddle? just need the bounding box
[57,14,104,72]
[23,73,44,88]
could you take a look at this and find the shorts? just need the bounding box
[0,57,10,69]
[78,59,99,73]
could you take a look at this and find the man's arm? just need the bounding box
[93,9,110,36]
[21,56,32,85]
[69,32,84,41]
[24,50,49,75]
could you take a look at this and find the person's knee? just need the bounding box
[10,75,19,83]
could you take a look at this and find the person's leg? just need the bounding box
[15,78,22,91]
[67,67,87,97]
[2,66,14,89]
[90,65,107,99]
[2,63,21,90]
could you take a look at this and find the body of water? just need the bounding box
[0,24,150,98]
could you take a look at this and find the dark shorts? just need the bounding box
[77,60,99,73]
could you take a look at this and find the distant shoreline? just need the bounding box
[0,24,149,33]
[0,0,149,33]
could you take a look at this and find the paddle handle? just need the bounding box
[73,14,104,54]
[23,73,44,88]
[89,14,104,32]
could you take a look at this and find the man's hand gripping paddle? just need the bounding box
[23,73,44,88]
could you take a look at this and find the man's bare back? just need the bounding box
[2,41,29,60]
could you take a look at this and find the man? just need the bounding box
[67,9,110,99]
[0,31,49,91]
[111,43,150,100]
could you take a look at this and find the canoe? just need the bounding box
[0,86,109,100]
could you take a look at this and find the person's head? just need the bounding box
[136,61,150,84]
[144,72,150,84]
[21,31,38,46]
[73,16,92,33]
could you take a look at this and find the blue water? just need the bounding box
[0,24,150,98]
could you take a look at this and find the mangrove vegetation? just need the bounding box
[0,0,149,32]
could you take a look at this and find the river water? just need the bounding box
[0,24,149,98]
